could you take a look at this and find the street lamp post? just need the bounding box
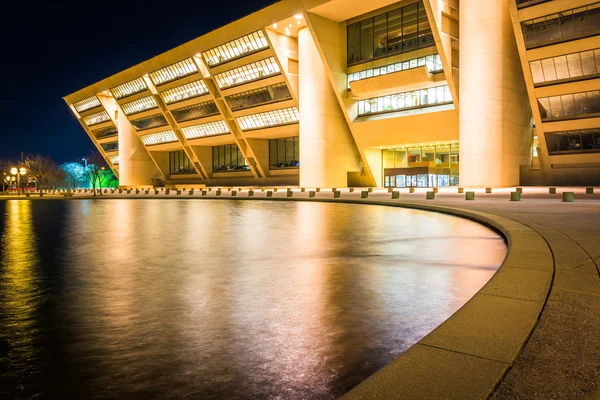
[10,167,27,196]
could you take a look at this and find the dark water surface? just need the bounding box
[0,199,506,399]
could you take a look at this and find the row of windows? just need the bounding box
[530,49,600,86]
[546,129,600,154]
[83,110,111,126]
[92,125,118,139]
[516,0,552,8]
[538,90,600,121]
[225,83,292,111]
[149,58,198,86]
[212,144,249,172]
[169,150,195,174]
[347,1,434,65]
[203,30,269,67]
[236,107,299,131]
[522,3,600,49]
[172,101,219,123]
[385,173,458,188]
[269,137,299,169]
[130,113,168,131]
[100,141,118,152]
[358,85,452,116]
[181,120,230,140]
[108,155,119,165]
[160,80,209,104]
[121,96,158,116]
[73,95,101,113]
[347,54,443,88]
[383,145,460,169]
[140,130,178,146]
[111,78,148,100]
[214,57,280,89]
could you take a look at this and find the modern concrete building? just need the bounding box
[64,0,600,188]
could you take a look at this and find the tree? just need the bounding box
[61,162,86,189]
[84,151,109,196]
[0,159,14,192]
[20,154,58,190]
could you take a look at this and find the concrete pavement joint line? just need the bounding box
[478,292,543,304]
[418,343,511,365]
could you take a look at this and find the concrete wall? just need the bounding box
[459,0,532,187]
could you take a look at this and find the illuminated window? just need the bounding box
[203,30,269,67]
[140,130,178,146]
[348,54,443,88]
[130,113,168,130]
[269,137,299,168]
[169,150,195,174]
[100,141,118,152]
[357,85,452,116]
[546,128,600,154]
[108,155,120,165]
[537,90,600,121]
[83,110,111,126]
[121,96,158,116]
[73,95,101,112]
[214,57,280,89]
[212,144,249,172]
[530,49,600,86]
[236,107,299,131]
[521,3,600,49]
[181,121,230,139]
[111,78,148,99]
[92,125,118,139]
[149,58,198,86]
[226,83,292,111]
[160,80,209,104]
[172,101,219,123]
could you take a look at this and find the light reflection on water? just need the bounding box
[0,199,506,399]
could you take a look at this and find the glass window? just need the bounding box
[111,78,148,99]
[100,141,118,153]
[402,4,419,53]
[181,121,230,139]
[149,59,198,86]
[269,137,299,168]
[347,23,361,64]
[396,175,406,187]
[121,96,158,116]
[212,144,249,172]
[73,95,101,113]
[416,174,428,187]
[92,125,118,139]
[530,49,600,85]
[538,90,600,121]
[130,113,168,131]
[360,19,374,62]
[387,9,402,56]
[203,30,269,67]
[373,14,387,59]
[83,110,110,126]
[169,150,194,174]
[108,155,119,165]
[140,130,178,146]
[546,128,600,154]
[172,101,219,122]
[236,107,299,130]
[214,57,280,89]
[357,85,452,116]
[160,80,209,104]
[225,83,292,111]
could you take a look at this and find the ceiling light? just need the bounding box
[273,23,277,28]
[294,14,302,20]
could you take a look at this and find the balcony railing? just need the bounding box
[226,83,292,111]
[172,101,219,123]
[538,90,600,121]
[92,125,118,139]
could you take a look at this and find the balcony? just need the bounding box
[349,66,442,98]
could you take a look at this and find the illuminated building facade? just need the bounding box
[64,0,600,188]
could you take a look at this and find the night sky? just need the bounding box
[0,0,274,164]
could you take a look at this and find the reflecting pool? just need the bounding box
[0,199,506,399]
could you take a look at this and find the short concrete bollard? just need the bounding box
[231,191,237,196]
[549,187,556,194]
[39,193,44,198]
[144,190,149,194]
[127,190,131,194]
[189,189,194,195]
[391,191,400,199]
[426,191,435,200]
[368,188,373,193]
[248,190,254,197]
[260,188,265,192]
[361,191,369,198]
[516,187,523,193]
[25,193,31,198]
[238,188,243,192]
[119,189,123,194]
[154,189,159,195]
[511,191,521,201]
[432,187,438,193]
[309,191,316,197]
[202,190,207,196]
[466,191,475,200]
[316,188,320,192]
[388,187,393,193]
[267,191,273,197]
[333,190,341,198]
[104,189,108,193]
[136,189,140,194]
[183,188,187,192]
[208,188,212,192]
[586,187,594,195]
[331,188,337,192]
[227,188,231,192]
[458,187,464,194]
[273,188,278,192]
[485,188,492,194]
[349,188,354,193]
[165,189,170,195]
[409,187,415,193]
[562,192,574,202]
[301,188,306,192]
[216,190,221,196]
[287,190,293,197]
[176,190,181,195]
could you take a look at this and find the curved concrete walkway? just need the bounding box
[5,186,600,399]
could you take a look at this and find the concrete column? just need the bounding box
[298,27,361,188]
[459,0,531,187]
